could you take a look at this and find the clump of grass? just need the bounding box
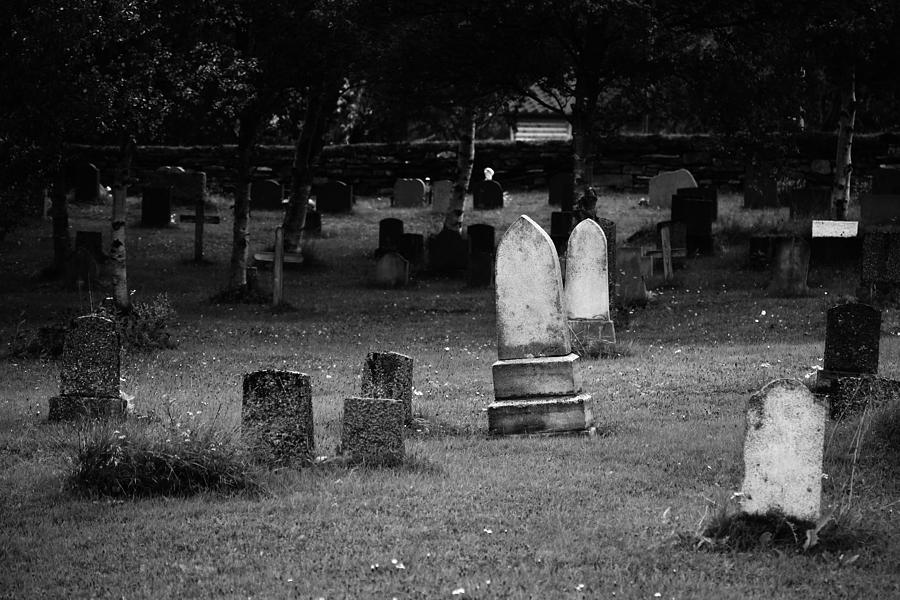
[97,293,178,350]
[67,418,259,498]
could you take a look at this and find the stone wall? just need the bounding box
[73,133,900,197]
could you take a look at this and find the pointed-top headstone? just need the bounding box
[565,219,609,321]
[495,215,570,360]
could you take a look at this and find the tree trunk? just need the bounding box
[229,111,259,290]
[832,70,856,221]
[444,106,476,232]
[50,168,69,275]
[283,78,344,252]
[111,139,135,311]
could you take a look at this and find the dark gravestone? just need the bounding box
[398,233,425,273]
[861,229,900,285]
[242,370,314,465]
[141,187,172,227]
[341,397,405,466]
[374,252,409,288]
[549,172,574,210]
[872,167,900,195]
[816,303,881,391]
[149,168,207,206]
[317,180,353,213]
[473,180,503,210]
[75,231,104,262]
[788,187,831,219]
[550,211,577,256]
[859,194,900,228]
[593,217,617,304]
[251,180,284,211]
[675,186,718,221]
[467,223,496,287]
[378,218,404,253]
[393,178,426,207]
[428,228,468,273]
[671,195,714,255]
[767,236,810,297]
[360,351,414,425]
[810,221,860,266]
[743,164,779,209]
[303,209,322,236]
[67,161,100,204]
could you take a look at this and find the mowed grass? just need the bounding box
[1,189,899,598]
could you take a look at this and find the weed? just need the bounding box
[97,293,177,350]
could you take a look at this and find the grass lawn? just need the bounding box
[1,189,899,599]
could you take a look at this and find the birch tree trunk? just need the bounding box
[111,139,135,311]
[229,111,259,290]
[832,70,856,221]
[444,106,476,232]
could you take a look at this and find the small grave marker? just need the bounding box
[378,218,404,254]
[649,168,697,209]
[361,351,414,425]
[242,370,314,465]
[473,180,503,210]
[431,179,454,214]
[317,180,353,213]
[393,178,426,207]
[341,397,404,465]
[816,302,881,391]
[767,236,810,297]
[374,252,409,288]
[565,219,615,354]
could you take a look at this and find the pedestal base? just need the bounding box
[488,394,593,435]
[491,354,581,399]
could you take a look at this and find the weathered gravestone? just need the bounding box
[361,351,414,425]
[467,223,495,287]
[378,218,404,254]
[141,187,172,227]
[549,172,575,210]
[251,179,284,211]
[317,180,353,213]
[767,236,810,297]
[743,164,779,209]
[374,252,409,288]
[488,215,592,435]
[617,246,648,306]
[649,168,697,209]
[431,179,454,215]
[48,315,128,421]
[75,231,104,262]
[860,229,900,287]
[393,178,426,208]
[427,228,468,273]
[872,167,900,195]
[788,187,831,219]
[398,233,425,273]
[473,180,503,210]
[593,217,617,305]
[565,219,615,355]
[741,379,826,523]
[816,303,881,392]
[66,161,100,204]
[242,370,314,465]
[671,193,714,255]
[859,194,900,228]
[342,397,405,465]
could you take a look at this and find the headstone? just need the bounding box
[374,252,409,288]
[467,223,495,287]
[341,397,405,465]
[816,302,881,391]
[48,315,128,420]
[251,179,284,211]
[671,194,714,255]
[549,172,574,210]
[593,217,617,305]
[649,168,697,209]
[488,215,592,435]
[741,379,826,523]
[767,236,810,297]
[242,370,314,465]
[618,246,648,305]
[361,351,414,425]
[303,209,322,236]
[67,161,100,204]
[859,194,900,228]
[473,180,503,210]
[393,178,427,207]
[427,228,468,273]
[398,233,425,273]
[872,167,900,194]
[565,219,615,355]
[860,229,900,285]
[141,187,172,227]
[431,179,454,214]
[75,231,104,262]
[810,220,860,265]
[148,168,207,206]
[788,187,831,219]
[550,211,577,256]
[378,218,404,253]
[674,185,717,221]
[743,164,779,209]
[317,180,353,213]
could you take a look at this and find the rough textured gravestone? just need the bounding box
[148,168,207,206]
[393,178,426,207]
[788,187,831,219]
[649,168,697,209]
[816,302,880,391]
[317,180,353,213]
[565,219,615,354]
[67,161,100,204]
[378,218,404,253]
[489,215,592,435]
[743,164,779,209]
[398,233,425,273]
[671,194,714,255]
[341,397,404,465]
[473,180,503,210]
[75,231,104,262]
[593,217,617,305]
[427,228,468,273]
[549,172,574,210]
[550,211,577,256]
[741,379,826,523]
[861,229,900,285]
[242,370,314,465]
[141,186,172,227]
[767,236,810,297]
[467,223,496,287]
[361,351,414,425]
[48,315,127,421]
[431,179,454,215]
[374,252,409,288]
[251,179,284,211]
[859,194,900,228]
[872,167,900,194]
[617,246,648,306]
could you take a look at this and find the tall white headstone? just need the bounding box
[564,219,615,354]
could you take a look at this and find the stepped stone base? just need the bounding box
[48,394,130,421]
[487,394,593,435]
[491,353,581,399]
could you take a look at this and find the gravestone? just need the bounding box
[488,215,592,435]
[75,231,104,262]
[427,228,468,273]
[317,180,353,213]
[872,167,900,194]
[303,209,322,236]
[361,351,414,425]
[565,219,615,355]
[48,315,128,420]
[378,218,404,254]
[741,379,826,523]
[550,211,577,256]
[618,246,648,305]
[148,168,207,206]
[671,194,714,255]
[649,168,697,209]
[251,179,284,211]
[467,223,496,287]
[861,229,900,286]
[141,187,172,227]
[674,185,718,221]
[67,161,100,204]
[398,233,425,273]
[431,179,454,215]
[473,180,503,210]
[341,397,405,465]
[242,370,314,465]
[788,187,831,219]
[593,217,617,305]
[859,194,900,228]
[767,236,810,297]
[549,172,574,210]
[810,220,860,265]
[816,303,881,391]
[743,164,779,209]
[393,178,426,208]
[374,252,409,288]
